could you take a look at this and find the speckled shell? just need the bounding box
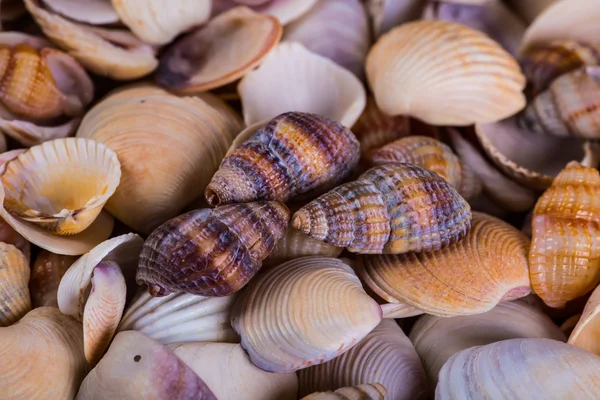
[29,250,77,308]
[137,202,290,297]
[231,257,382,373]
[569,284,600,355]
[205,112,360,206]
[529,162,600,308]
[292,163,471,254]
[302,384,387,400]
[298,319,427,400]
[358,212,531,316]
[0,242,30,326]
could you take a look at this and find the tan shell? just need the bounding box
[30,250,77,308]
[231,257,382,373]
[0,118,81,148]
[381,302,423,319]
[171,342,299,400]
[504,0,557,24]
[569,284,600,355]
[0,307,89,400]
[302,384,387,400]
[157,7,282,93]
[366,20,526,125]
[298,319,428,400]
[358,212,531,317]
[529,162,600,308]
[0,242,30,326]
[562,314,581,337]
[77,84,243,234]
[365,0,427,38]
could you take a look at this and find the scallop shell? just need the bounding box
[137,202,289,297]
[366,20,526,125]
[112,0,211,45]
[157,7,282,93]
[302,384,387,400]
[436,338,600,399]
[529,162,600,308]
[292,163,471,254]
[40,0,119,24]
[118,290,239,345]
[0,307,89,400]
[0,242,30,326]
[283,0,370,79]
[298,319,427,400]
[231,257,382,373]
[212,0,318,25]
[569,284,600,355]
[77,84,243,234]
[238,42,366,127]
[29,250,77,308]
[358,212,531,316]
[171,342,299,400]
[365,0,427,38]
[410,299,565,389]
[77,331,217,400]
[1,138,120,235]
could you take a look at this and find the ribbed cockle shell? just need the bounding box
[231,257,382,373]
[292,163,471,254]
[302,384,387,400]
[29,250,77,308]
[529,161,600,308]
[0,242,31,326]
[137,202,290,297]
[205,112,360,206]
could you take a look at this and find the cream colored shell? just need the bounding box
[0,242,31,326]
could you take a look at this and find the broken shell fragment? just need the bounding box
[0,242,31,326]
[137,202,289,297]
[301,384,387,400]
[569,284,600,355]
[231,257,382,373]
[30,250,77,308]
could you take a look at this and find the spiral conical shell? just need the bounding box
[29,250,77,308]
[529,161,600,308]
[358,212,531,316]
[231,257,382,373]
[292,163,471,254]
[0,242,30,326]
[302,383,387,400]
[205,112,360,206]
[137,202,290,297]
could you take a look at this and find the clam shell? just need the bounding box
[1,138,120,235]
[171,342,299,400]
[381,302,423,319]
[365,0,427,38]
[436,338,600,399]
[30,250,77,308]
[137,202,289,297]
[298,319,427,400]
[238,42,366,127]
[358,212,531,316]
[283,0,370,79]
[157,7,282,93]
[302,384,387,400]
[231,257,382,373]
[529,162,600,308]
[77,331,217,400]
[212,0,318,25]
[292,163,471,254]
[206,112,360,206]
[57,233,143,320]
[113,0,211,45]
[0,117,81,147]
[366,20,526,125]
[410,299,565,389]
[118,290,239,345]
[0,242,30,326]
[569,284,600,355]
[40,0,119,24]
[77,84,243,234]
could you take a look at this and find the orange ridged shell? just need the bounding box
[529,161,600,308]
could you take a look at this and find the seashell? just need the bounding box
[381,302,423,319]
[0,117,81,147]
[410,299,565,389]
[83,261,126,364]
[0,242,31,326]
[30,250,77,308]
[529,162,600,308]
[0,216,30,262]
[137,202,289,297]
[157,7,281,93]
[366,20,526,125]
[118,290,239,345]
[562,314,581,337]
[302,384,387,400]
[206,112,360,206]
[0,307,89,400]
[212,0,318,25]
[283,0,370,79]
[365,0,428,38]
[292,163,471,254]
[358,212,531,316]
[58,233,143,319]
[504,0,557,24]
[112,0,211,45]
[298,319,427,400]
[39,0,119,24]
[171,342,299,400]
[436,338,600,399]
[238,42,366,127]
[77,331,217,400]
[569,284,600,355]
[77,84,242,234]
[25,0,158,80]
[1,138,120,235]
[231,257,382,373]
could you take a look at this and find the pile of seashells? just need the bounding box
[2,0,600,398]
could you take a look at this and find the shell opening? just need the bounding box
[204,187,221,207]
[292,211,311,235]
